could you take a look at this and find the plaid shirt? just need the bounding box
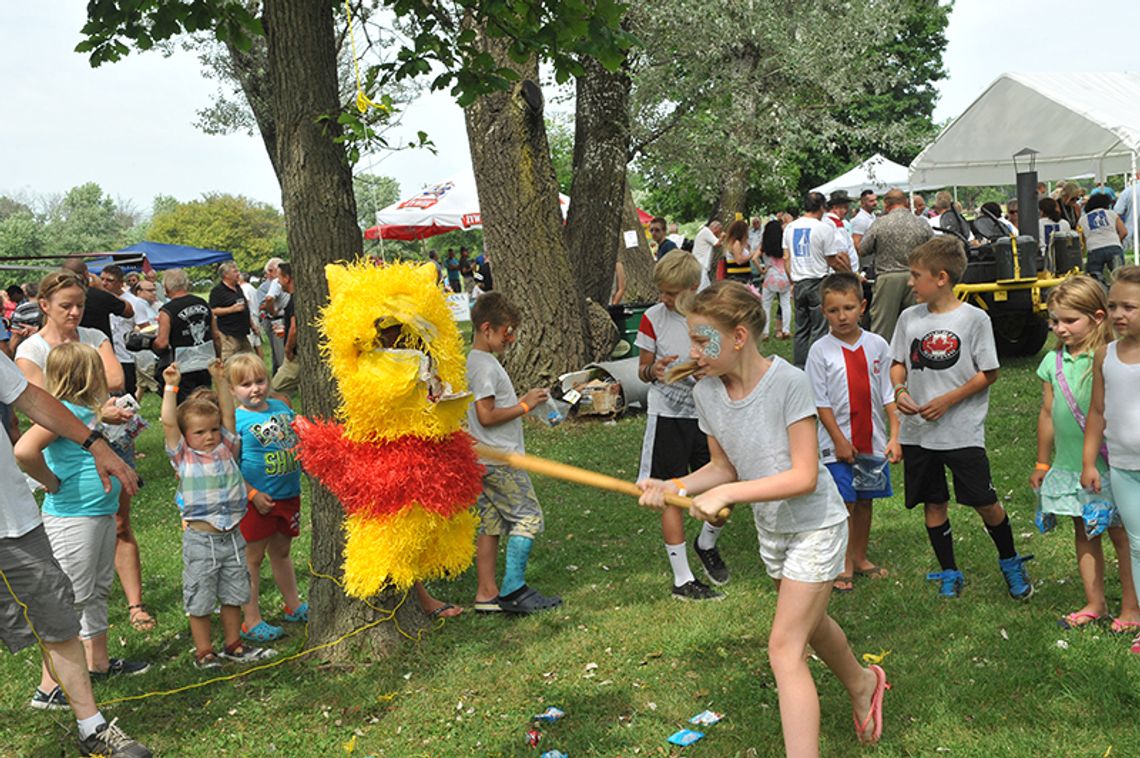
[166,427,247,531]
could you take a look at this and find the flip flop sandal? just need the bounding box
[1110,617,1140,634]
[853,664,888,744]
[128,604,156,632]
[855,565,889,580]
[474,599,503,614]
[241,620,285,642]
[497,587,563,615]
[833,575,854,593]
[1057,611,1102,630]
[429,603,463,619]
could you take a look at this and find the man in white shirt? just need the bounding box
[748,216,765,252]
[850,190,878,258]
[784,192,848,367]
[691,219,722,278]
[825,191,858,273]
[666,222,686,250]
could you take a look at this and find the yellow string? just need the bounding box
[343,0,388,113]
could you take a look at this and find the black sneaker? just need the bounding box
[29,685,69,711]
[90,658,150,679]
[79,718,152,757]
[672,579,724,602]
[693,537,730,586]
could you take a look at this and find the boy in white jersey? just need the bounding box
[636,251,724,600]
[806,273,900,593]
[890,238,1033,600]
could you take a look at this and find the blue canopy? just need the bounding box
[87,241,234,273]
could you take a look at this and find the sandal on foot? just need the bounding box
[429,603,463,619]
[497,586,562,615]
[854,565,889,580]
[474,599,502,613]
[194,651,222,670]
[853,664,888,744]
[128,604,156,632]
[833,575,854,593]
[1110,617,1140,634]
[241,620,284,642]
[1057,611,1102,630]
[221,642,277,663]
[282,602,309,623]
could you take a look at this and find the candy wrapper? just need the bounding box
[667,729,704,746]
[526,729,542,747]
[533,707,565,723]
[689,710,723,726]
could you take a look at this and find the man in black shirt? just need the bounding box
[62,258,133,340]
[208,261,253,361]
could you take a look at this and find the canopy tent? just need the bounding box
[908,72,1140,262]
[87,241,234,273]
[811,153,935,196]
[364,172,570,241]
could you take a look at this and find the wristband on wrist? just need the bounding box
[1034,462,1050,472]
[671,477,687,497]
[247,486,260,502]
[519,400,531,414]
[164,385,179,393]
[893,383,909,396]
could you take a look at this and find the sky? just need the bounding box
[1,1,1138,214]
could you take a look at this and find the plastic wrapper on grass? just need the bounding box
[342,507,477,597]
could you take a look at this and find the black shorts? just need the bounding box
[120,362,137,398]
[902,445,998,509]
[649,416,710,480]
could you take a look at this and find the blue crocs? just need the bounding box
[282,602,309,623]
[926,569,965,598]
[999,554,1034,600]
[240,620,284,642]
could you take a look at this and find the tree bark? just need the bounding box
[618,180,657,304]
[565,56,631,305]
[265,0,425,657]
[715,166,747,224]
[464,29,589,387]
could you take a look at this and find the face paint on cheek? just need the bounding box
[696,325,722,359]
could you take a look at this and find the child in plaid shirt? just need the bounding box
[161,360,276,668]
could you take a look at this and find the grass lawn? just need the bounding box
[3,332,1138,757]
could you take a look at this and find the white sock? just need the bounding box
[78,712,106,740]
[665,542,696,587]
[697,522,723,551]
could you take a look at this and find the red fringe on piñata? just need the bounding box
[292,417,484,519]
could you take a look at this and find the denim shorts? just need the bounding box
[182,527,250,616]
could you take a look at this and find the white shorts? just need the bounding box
[757,520,847,583]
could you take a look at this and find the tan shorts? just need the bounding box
[756,520,847,583]
[218,333,253,362]
[476,466,544,539]
[271,357,300,394]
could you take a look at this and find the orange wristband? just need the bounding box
[247,487,259,502]
[519,401,531,414]
[671,478,687,496]
[1034,462,1050,472]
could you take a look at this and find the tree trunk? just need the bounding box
[265,0,425,657]
[565,56,631,305]
[715,166,747,224]
[464,29,589,387]
[618,180,657,304]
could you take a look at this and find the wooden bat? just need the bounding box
[474,443,732,522]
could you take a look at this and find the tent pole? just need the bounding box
[1132,152,1138,265]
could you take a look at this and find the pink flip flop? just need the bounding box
[854,664,888,744]
[1058,611,1102,630]
[1110,617,1140,634]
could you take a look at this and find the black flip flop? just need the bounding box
[497,586,562,615]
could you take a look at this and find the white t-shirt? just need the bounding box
[240,282,260,323]
[15,327,109,374]
[1103,341,1140,469]
[1081,208,1122,251]
[1038,218,1071,252]
[693,357,848,534]
[691,226,719,273]
[667,233,686,249]
[806,331,893,463]
[634,303,698,418]
[850,208,875,239]
[782,216,836,281]
[465,348,525,463]
[889,303,999,450]
[111,291,148,364]
[0,354,42,538]
[826,213,859,271]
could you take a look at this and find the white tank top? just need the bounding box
[1103,342,1140,469]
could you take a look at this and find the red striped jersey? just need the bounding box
[805,331,893,463]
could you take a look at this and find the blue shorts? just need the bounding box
[825,460,893,503]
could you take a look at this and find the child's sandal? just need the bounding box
[194,651,222,670]
[282,602,309,623]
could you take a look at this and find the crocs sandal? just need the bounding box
[1057,611,1102,630]
[497,586,562,615]
[282,602,309,623]
[853,664,888,745]
[1110,617,1140,634]
[241,620,285,642]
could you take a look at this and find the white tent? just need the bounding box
[812,153,933,196]
[908,72,1140,261]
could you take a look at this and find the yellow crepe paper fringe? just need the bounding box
[342,506,478,598]
[320,260,469,443]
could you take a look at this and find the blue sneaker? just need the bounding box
[926,569,964,598]
[999,554,1034,600]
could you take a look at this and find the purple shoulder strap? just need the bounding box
[1055,350,1109,465]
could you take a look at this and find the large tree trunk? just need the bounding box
[465,29,589,387]
[565,56,630,305]
[265,0,425,657]
[618,180,657,304]
[715,166,747,224]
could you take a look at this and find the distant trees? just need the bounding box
[148,193,287,273]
